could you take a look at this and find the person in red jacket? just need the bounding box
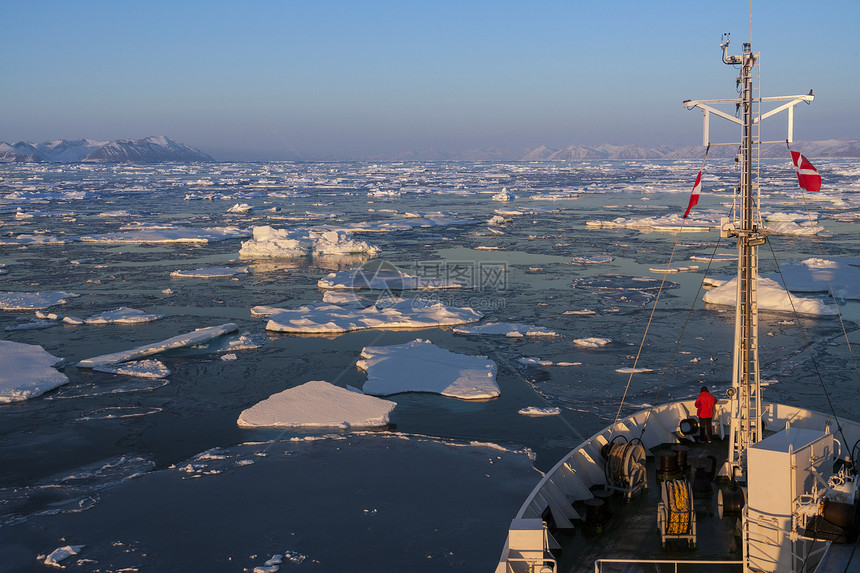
[695,386,717,443]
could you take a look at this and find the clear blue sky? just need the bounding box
[2,0,858,160]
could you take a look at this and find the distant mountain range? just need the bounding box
[521,140,860,161]
[1,136,857,163]
[0,136,214,163]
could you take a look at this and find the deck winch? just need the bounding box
[601,436,647,500]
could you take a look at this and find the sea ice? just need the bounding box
[573,337,612,347]
[0,291,78,310]
[239,226,379,258]
[570,255,614,264]
[41,545,85,567]
[317,267,462,290]
[0,340,68,403]
[236,380,396,429]
[92,359,170,379]
[80,226,249,243]
[453,322,558,337]
[648,264,700,273]
[357,339,499,399]
[170,266,249,278]
[78,323,239,367]
[702,276,837,315]
[84,307,163,324]
[518,406,561,416]
[260,298,482,334]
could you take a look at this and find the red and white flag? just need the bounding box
[790,150,821,192]
[683,170,702,219]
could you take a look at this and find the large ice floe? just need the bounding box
[255,298,482,334]
[238,226,379,258]
[78,323,239,368]
[317,266,462,290]
[0,291,79,311]
[703,276,837,316]
[453,322,558,338]
[237,380,396,429]
[0,340,68,403]
[356,339,499,399]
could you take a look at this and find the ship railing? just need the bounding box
[502,556,557,573]
[593,558,743,572]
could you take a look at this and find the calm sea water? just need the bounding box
[1,159,859,571]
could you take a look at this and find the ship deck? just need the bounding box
[553,437,744,572]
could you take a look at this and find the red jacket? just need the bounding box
[695,391,717,418]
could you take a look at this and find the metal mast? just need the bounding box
[682,34,814,480]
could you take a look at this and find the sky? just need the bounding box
[2,0,858,160]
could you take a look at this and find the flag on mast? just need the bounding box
[683,171,702,218]
[790,150,821,192]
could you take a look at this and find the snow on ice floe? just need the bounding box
[648,264,700,273]
[690,252,737,262]
[703,276,836,316]
[0,291,78,311]
[586,213,715,232]
[518,406,561,417]
[317,267,462,290]
[41,545,85,567]
[357,339,499,400]
[80,225,249,244]
[573,337,612,347]
[236,380,396,429]
[0,233,67,245]
[170,266,249,278]
[518,357,581,367]
[0,341,67,403]
[492,188,515,201]
[238,226,379,258]
[78,323,239,368]
[256,298,482,334]
[570,255,614,264]
[453,322,558,337]
[83,307,163,324]
[92,359,170,379]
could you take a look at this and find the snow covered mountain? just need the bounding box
[522,140,860,160]
[0,136,213,163]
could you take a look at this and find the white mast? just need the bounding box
[682,34,813,480]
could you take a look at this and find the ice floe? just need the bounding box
[92,359,170,379]
[258,298,482,334]
[518,406,561,416]
[703,276,837,315]
[170,266,249,278]
[317,266,462,290]
[648,264,700,273]
[573,337,612,347]
[239,226,379,258]
[0,291,78,311]
[0,341,67,403]
[570,255,614,264]
[453,322,558,337]
[41,545,85,567]
[237,380,396,429]
[83,307,163,324]
[357,339,499,399]
[78,323,239,367]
